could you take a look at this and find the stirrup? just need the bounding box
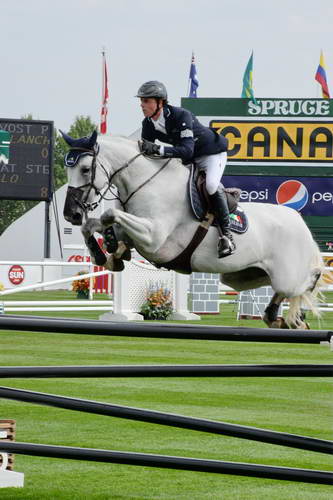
[217,235,235,258]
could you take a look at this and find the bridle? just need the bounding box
[68,144,171,213]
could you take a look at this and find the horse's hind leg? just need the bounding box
[264,293,289,328]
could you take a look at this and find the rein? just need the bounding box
[71,146,171,212]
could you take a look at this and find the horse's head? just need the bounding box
[62,130,109,225]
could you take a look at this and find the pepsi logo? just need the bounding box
[276,180,309,211]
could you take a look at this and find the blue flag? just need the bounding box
[188,52,199,98]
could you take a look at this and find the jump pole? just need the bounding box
[1,442,332,485]
[0,386,331,454]
[0,364,332,378]
[0,315,331,344]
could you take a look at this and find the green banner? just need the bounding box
[181,97,333,118]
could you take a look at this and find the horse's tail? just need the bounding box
[286,243,326,328]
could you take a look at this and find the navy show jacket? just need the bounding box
[141,104,228,164]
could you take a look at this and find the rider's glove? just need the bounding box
[139,139,161,156]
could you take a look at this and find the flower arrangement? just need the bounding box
[72,271,92,298]
[140,281,173,320]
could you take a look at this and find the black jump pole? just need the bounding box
[0,386,331,455]
[0,441,332,485]
[0,364,332,378]
[0,315,331,343]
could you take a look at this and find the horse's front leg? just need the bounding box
[101,208,160,253]
[81,217,124,272]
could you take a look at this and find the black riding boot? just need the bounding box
[209,186,236,258]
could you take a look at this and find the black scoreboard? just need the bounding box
[0,119,53,201]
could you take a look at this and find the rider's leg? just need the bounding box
[196,152,235,257]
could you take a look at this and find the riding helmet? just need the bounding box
[136,81,168,100]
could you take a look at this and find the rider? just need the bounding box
[136,80,235,258]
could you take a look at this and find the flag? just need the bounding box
[241,51,257,104]
[0,130,10,165]
[315,50,330,99]
[188,52,199,98]
[100,51,109,134]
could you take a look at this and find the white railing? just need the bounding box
[2,300,114,313]
[0,258,194,320]
[0,269,110,296]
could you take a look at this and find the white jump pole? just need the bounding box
[0,270,111,296]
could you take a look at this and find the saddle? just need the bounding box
[189,165,249,234]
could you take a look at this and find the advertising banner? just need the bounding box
[224,176,333,216]
[211,120,333,163]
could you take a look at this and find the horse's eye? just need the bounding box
[81,167,90,175]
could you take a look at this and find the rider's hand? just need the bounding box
[139,139,161,156]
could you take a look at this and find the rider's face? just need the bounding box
[140,98,163,118]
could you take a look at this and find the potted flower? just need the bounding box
[72,271,92,299]
[140,282,173,320]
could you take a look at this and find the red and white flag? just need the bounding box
[100,51,109,134]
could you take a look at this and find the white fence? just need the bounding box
[0,257,198,321]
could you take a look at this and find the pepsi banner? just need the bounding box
[223,176,333,216]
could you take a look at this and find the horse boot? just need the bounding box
[103,226,118,254]
[209,186,236,258]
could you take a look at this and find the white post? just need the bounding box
[100,270,143,321]
[0,430,24,488]
[170,273,200,320]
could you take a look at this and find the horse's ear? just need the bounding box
[87,130,98,149]
[59,130,76,147]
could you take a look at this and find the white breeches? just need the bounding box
[195,151,228,195]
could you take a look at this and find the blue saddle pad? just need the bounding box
[188,165,249,234]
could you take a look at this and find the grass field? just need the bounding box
[0,291,332,499]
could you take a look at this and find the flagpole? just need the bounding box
[101,47,105,134]
[100,47,106,215]
[187,52,192,97]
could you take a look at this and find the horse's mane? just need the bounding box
[97,134,183,168]
[98,134,137,149]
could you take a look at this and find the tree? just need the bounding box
[53,115,97,190]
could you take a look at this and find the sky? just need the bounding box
[2,0,333,136]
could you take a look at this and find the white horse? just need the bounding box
[63,132,324,329]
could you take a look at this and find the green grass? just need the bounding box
[0,291,332,499]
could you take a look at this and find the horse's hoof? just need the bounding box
[264,316,290,329]
[272,318,289,329]
[296,321,310,330]
[104,255,124,272]
[114,241,131,261]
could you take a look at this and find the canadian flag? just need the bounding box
[100,51,109,134]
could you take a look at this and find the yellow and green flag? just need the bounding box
[241,51,257,104]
